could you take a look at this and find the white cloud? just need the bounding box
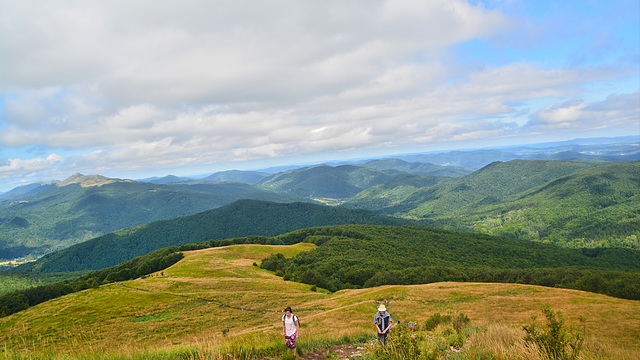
[526,92,640,132]
[0,0,637,191]
[0,154,64,178]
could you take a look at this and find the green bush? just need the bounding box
[372,325,421,360]
[523,306,585,360]
[452,313,470,334]
[423,313,451,331]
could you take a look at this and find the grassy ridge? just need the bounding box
[7,224,638,320]
[0,243,638,359]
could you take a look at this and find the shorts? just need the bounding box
[285,334,297,349]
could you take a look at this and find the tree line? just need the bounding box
[258,225,640,299]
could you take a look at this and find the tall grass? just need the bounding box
[2,245,639,360]
[356,322,638,360]
[0,332,374,360]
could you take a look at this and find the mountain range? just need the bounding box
[1,136,638,264]
[0,176,310,260]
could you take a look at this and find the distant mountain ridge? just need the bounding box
[56,173,120,187]
[257,164,398,200]
[0,179,309,261]
[0,137,637,262]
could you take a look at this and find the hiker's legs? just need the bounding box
[377,332,388,345]
[285,335,297,355]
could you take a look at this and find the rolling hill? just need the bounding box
[0,175,310,262]
[257,164,398,200]
[16,200,419,273]
[347,160,600,214]
[1,139,638,264]
[466,161,640,247]
[1,241,638,359]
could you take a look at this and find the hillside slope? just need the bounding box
[378,160,600,215]
[1,243,638,359]
[346,160,639,248]
[358,158,471,177]
[468,160,640,247]
[17,200,418,272]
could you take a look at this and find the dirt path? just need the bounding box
[257,344,369,360]
[298,344,367,360]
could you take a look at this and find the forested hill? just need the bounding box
[16,200,418,273]
[345,160,640,248]
[256,164,398,199]
[260,225,640,299]
[348,159,600,214]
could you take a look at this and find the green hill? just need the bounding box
[382,160,600,215]
[345,160,639,248]
[0,176,308,262]
[16,200,418,273]
[260,225,640,298]
[346,174,454,210]
[467,161,640,247]
[257,164,396,200]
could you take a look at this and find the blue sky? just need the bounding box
[0,0,638,192]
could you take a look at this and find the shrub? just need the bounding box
[523,306,585,360]
[372,325,421,360]
[423,313,451,331]
[452,312,470,334]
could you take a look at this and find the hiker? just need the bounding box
[282,306,300,355]
[373,304,393,345]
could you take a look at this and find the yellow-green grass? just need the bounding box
[1,242,638,359]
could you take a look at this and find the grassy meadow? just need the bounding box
[1,242,638,359]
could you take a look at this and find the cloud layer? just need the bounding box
[0,0,638,190]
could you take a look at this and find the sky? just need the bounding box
[0,0,638,192]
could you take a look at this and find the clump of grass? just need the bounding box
[464,323,546,360]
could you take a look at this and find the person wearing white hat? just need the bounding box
[373,304,393,345]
